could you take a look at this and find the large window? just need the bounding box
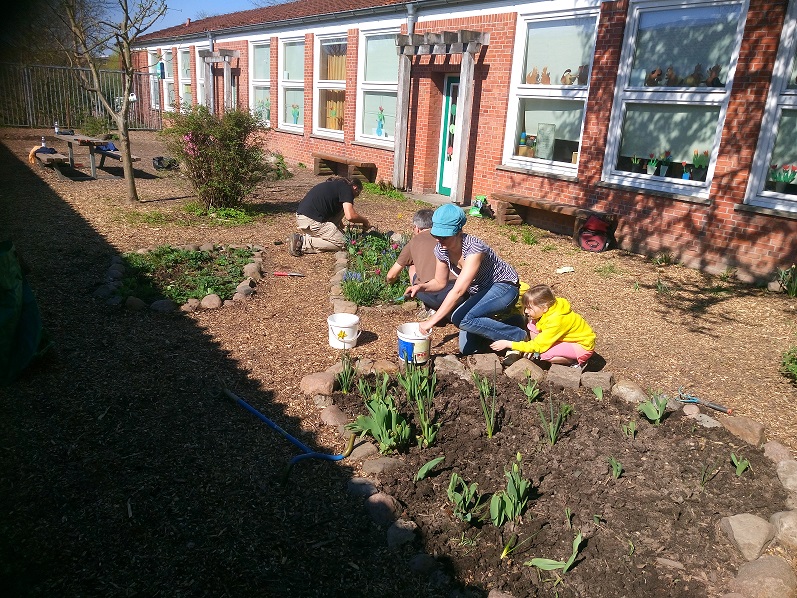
[504,12,598,174]
[251,42,271,126]
[162,49,175,111]
[315,36,347,136]
[603,0,746,194]
[148,51,160,109]
[746,0,797,213]
[178,49,192,109]
[280,39,304,130]
[357,31,398,144]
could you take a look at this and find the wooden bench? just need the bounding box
[35,152,70,180]
[311,152,377,182]
[491,192,618,239]
[96,148,141,168]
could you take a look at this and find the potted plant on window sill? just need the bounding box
[647,154,658,175]
[630,154,642,173]
[659,150,672,177]
[769,163,797,193]
[691,150,709,182]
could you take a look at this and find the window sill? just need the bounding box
[352,139,394,152]
[496,163,578,183]
[310,133,344,142]
[273,127,304,136]
[735,203,797,220]
[596,181,712,205]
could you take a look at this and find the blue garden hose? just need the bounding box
[223,387,355,479]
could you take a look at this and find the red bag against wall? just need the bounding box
[578,215,610,252]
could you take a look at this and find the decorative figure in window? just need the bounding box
[376,105,385,136]
[705,64,723,87]
[540,67,551,84]
[446,146,453,161]
[560,69,575,85]
[526,67,539,84]
[645,67,662,86]
[291,103,300,124]
[664,66,679,86]
[683,64,704,87]
[577,64,589,85]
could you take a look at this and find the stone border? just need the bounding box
[93,243,265,312]
[300,354,797,598]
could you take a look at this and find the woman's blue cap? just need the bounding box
[430,204,467,237]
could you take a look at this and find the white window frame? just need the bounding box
[178,48,192,110]
[745,0,797,213]
[356,28,399,147]
[162,49,175,112]
[601,0,748,198]
[502,7,600,177]
[195,44,208,106]
[148,51,160,110]
[250,41,272,127]
[279,37,305,132]
[314,33,348,139]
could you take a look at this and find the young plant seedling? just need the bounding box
[730,453,751,477]
[500,532,537,560]
[699,459,722,488]
[565,507,573,530]
[518,373,540,405]
[447,472,484,523]
[400,361,440,448]
[621,420,637,440]
[345,394,411,454]
[490,453,532,527]
[607,456,623,479]
[415,456,445,481]
[637,392,668,425]
[473,371,498,438]
[592,387,604,401]
[336,350,356,393]
[537,397,573,446]
[525,531,584,574]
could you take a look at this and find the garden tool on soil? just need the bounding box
[221,387,355,480]
[675,388,733,414]
[273,271,305,277]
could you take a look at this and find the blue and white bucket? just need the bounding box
[328,313,360,349]
[397,323,432,364]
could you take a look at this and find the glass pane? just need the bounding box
[362,91,396,139]
[197,80,205,105]
[166,82,175,107]
[364,34,398,82]
[617,103,719,177]
[253,87,272,123]
[181,83,192,106]
[253,44,270,81]
[180,50,190,78]
[320,39,347,81]
[765,108,797,194]
[631,4,742,88]
[514,98,584,163]
[318,89,345,130]
[523,17,596,86]
[163,51,173,79]
[284,88,304,125]
[283,41,305,80]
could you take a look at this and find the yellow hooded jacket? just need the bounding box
[511,297,595,354]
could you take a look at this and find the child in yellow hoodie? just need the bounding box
[490,284,595,368]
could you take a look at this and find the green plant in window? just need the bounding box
[692,150,709,169]
[769,164,797,183]
[630,154,640,165]
[647,154,658,168]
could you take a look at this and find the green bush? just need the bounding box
[80,114,110,137]
[781,346,797,383]
[162,106,268,209]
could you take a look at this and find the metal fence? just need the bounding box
[0,63,162,131]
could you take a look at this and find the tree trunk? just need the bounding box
[114,116,139,202]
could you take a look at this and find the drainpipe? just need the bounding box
[406,3,417,35]
[206,31,215,113]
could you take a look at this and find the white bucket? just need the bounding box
[397,322,432,364]
[328,313,361,349]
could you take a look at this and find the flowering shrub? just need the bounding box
[769,164,797,183]
[162,106,268,210]
[341,228,409,306]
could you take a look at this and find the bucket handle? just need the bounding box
[329,325,361,342]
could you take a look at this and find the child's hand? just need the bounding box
[490,340,513,351]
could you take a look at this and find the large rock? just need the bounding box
[504,358,545,383]
[720,514,775,561]
[467,353,502,378]
[770,511,797,551]
[778,460,797,494]
[722,415,766,447]
[611,379,649,404]
[546,363,581,390]
[299,371,335,396]
[200,293,222,309]
[732,555,797,598]
[764,441,792,464]
[433,354,470,381]
[387,519,417,549]
[320,405,348,426]
[332,299,358,314]
[364,492,402,527]
[242,262,262,280]
[581,370,614,393]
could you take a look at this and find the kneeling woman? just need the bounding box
[412,204,527,354]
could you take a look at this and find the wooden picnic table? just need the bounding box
[54,133,109,179]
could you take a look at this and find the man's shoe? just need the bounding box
[288,233,303,257]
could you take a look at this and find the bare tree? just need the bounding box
[55,0,166,202]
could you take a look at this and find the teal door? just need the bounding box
[437,76,460,196]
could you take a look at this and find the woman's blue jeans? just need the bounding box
[450,282,527,355]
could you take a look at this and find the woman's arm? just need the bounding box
[418,252,483,334]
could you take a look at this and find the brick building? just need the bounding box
[133,0,797,283]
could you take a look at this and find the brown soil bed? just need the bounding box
[0,128,795,597]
